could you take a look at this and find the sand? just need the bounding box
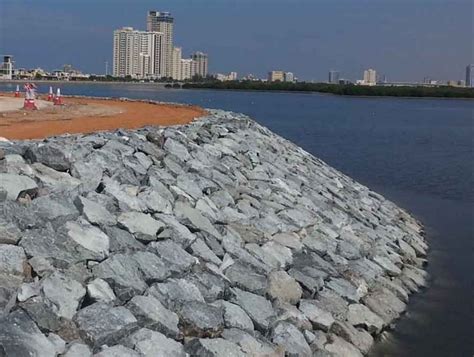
[0,95,206,140]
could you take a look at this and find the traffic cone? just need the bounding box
[23,83,38,110]
[14,85,20,97]
[47,86,54,101]
[53,88,63,105]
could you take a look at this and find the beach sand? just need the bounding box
[0,95,206,140]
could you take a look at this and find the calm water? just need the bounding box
[1,82,473,356]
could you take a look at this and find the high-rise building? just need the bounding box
[191,52,209,78]
[268,71,285,82]
[147,11,174,78]
[466,64,474,88]
[180,58,196,80]
[0,55,13,80]
[171,47,182,80]
[363,69,377,85]
[328,70,340,84]
[113,27,163,78]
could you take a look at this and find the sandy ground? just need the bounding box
[0,94,206,140]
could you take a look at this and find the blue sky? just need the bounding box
[0,0,472,81]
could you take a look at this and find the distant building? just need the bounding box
[113,27,164,78]
[362,69,377,85]
[180,58,196,80]
[268,70,285,82]
[147,11,174,78]
[215,72,238,81]
[191,52,208,78]
[0,55,13,80]
[328,70,340,84]
[466,64,473,87]
[458,80,466,87]
[171,47,182,80]
[284,72,295,83]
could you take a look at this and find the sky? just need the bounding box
[0,0,472,81]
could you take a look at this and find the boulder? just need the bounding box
[272,321,312,357]
[65,220,110,261]
[63,343,92,357]
[87,278,116,303]
[147,240,196,274]
[74,303,138,348]
[178,301,224,337]
[212,300,254,332]
[25,143,72,171]
[185,338,245,357]
[124,328,186,357]
[94,345,140,357]
[117,211,164,242]
[74,196,117,226]
[0,244,27,276]
[0,173,38,200]
[299,300,335,332]
[225,262,268,295]
[230,288,275,333]
[347,303,385,333]
[267,270,302,304]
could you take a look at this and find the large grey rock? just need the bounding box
[185,338,245,357]
[87,278,116,303]
[41,271,86,319]
[124,328,186,357]
[127,295,180,338]
[225,262,268,295]
[65,220,110,261]
[138,188,173,214]
[347,303,385,333]
[25,143,72,171]
[75,196,117,226]
[148,240,196,274]
[0,244,27,276]
[148,278,205,310]
[212,300,254,332]
[0,173,38,200]
[74,303,138,348]
[94,345,141,357]
[362,287,406,325]
[31,162,81,190]
[131,251,171,284]
[230,288,275,333]
[0,222,22,245]
[331,320,374,354]
[324,335,363,357]
[64,343,92,357]
[92,254,147,301]
[178,301,224,337]
[272,321,312,357]
[299,299,335,332]
[267,270,302,304]
[174,202,222,240]
[221,328,278,356]
[117,211,164,242]
[0,310,57,357]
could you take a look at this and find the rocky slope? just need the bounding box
[0,108,428,356]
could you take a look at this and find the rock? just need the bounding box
[125,328,186,357]
[74,303,138,348]
[272,232,303,250]
[25,143,72,171]
[288,267,326,294]
[185,338,245,357]
[274,300,312,330]
[148,278,205,310]
[75,196,117,226]
[87,278,116,303]
[148,240,196,274]
[0,309,57,357]
[188,238,222,265]
[225,262,268,295]
[178,301,224,337]
[164,138,191,161]
[65,220,110,261]
[41,271,86,319]
[30,196,80,229]
[92,254,147,301]
[373,255,402,277]
[299,300,335,332]
[32,162,81,190]
[324,335,363,357]
[138,188,173,214]
[64,343,92,357]
[94,345,141,357]
[362,287,406,325]
[127,295,180,338]
[174,201,222,240]
[117,211,164,242]
[326,278,361,303]
[17,279,41,302]
[0,244,27,276]
[155,214,197,248]
[0,222,22,245]
[267,270,302,304]
[47,333,66,355]
[131,251,171,284]
[230,288,275,333]
[330,320,374,354]
[212,300,254,332]
[272,321,312,357]
[221,328,278,356]
[0,173,38,200]
[347,303,385,333]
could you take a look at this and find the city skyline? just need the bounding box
[0,0,472,81]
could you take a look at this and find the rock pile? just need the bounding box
[0,108,428,356]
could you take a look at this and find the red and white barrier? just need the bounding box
[23,83,38,110]
[47,86,54,101]
[53,88,63,105]
[14,85,20,98]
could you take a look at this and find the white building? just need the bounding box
[113,27,164,78]
[180,58,196,80]
[191,52,209,78]
[215,72,238,81]
[0,55,13,80]
[171,47,182,81]
[284,72,295,83]
[147,11,174,78]
[362,69,377,86]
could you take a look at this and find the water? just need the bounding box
[1,82,473,356]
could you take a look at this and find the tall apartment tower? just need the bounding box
[147,11,174,78]
[363,69,377,85]
[466,64,474,87]
[113,27,163,78]
[191,52,208,78]
[172,47,183,80]
[328,70,340,84]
